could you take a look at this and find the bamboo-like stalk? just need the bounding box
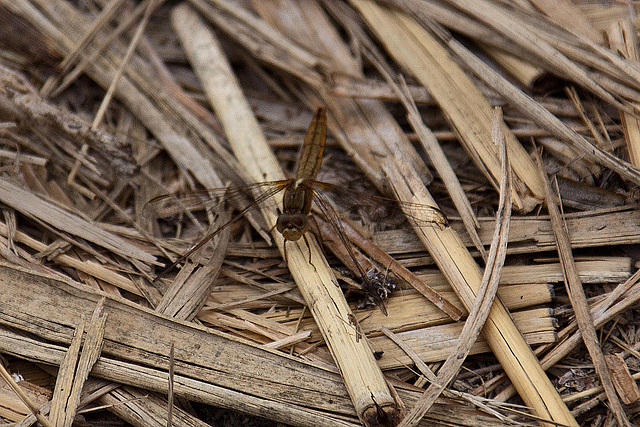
[350,1,578,425]
[170,5,395,424]
[528,0,604,44]
[495,268,640,403]
[535,151,629,426]
[399,107,512,427]
[351,1,546,212]
[50,301,106,427]
[395,76,486,260]
[608,20,640,169]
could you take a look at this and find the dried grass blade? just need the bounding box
[528,0,603,44]
[608,20,640,169]
[0,262,355,422]
[481,45,544,88]
[443,0,626,111]
[535,150,629,426]
[352,0,546,211]
[380,326,435,382]
[398,107,512,426]
[55,0,125,71]
[65,302,106,426]
[156,211,231,321]
[0,178,156,264]
[349,7,482,256]
[263,330,312,349]
[397,75,486,260]
[565,87,609,151]
[167,343,175,427]
[0,66,136,178]
[372,308,556,370]
[51,300,106,426]
[170,4,395,423]
[45,0,163,98]
[434,22,640,186]
[97,386,210,427]
[92,0,158,130]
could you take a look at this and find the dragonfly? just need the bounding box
[148,108,449,315]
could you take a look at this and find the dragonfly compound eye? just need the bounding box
[276,213,307,241]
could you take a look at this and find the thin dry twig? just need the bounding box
[399,107,512,426]
[535,148,629,426]
[50,300,107,427]
[2,1,640,425]
[350,2,577,424]
[171,4,395,423]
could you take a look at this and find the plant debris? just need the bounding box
[0,1,639,426]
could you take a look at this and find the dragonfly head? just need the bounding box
[276,213,308,241]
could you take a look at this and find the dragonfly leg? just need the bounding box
[282,239,288,266]
[307,215,328,259]
[302,232,317,272]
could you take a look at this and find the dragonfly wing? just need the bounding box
[144,181,289,218]
[311,180,448,229]
[312,189,389,315]
[153,182,288,281]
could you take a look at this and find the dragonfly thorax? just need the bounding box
[276,183,313,241]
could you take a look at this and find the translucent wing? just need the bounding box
[311,188,390,315]
[148,181,289,281]
[310,180,448,230]
[144,180,289,218]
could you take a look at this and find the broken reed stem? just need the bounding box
[352,2,578,425]
[155,210,232,321]
[91,0,157,130]
[167,343,175,427]
[608,20,640,169]
[0,357,53,427]
[399,107,512,427]
[535,150,629,426]
[351,0,545,212]
[50,300,106,427]
[170,4,395,424]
